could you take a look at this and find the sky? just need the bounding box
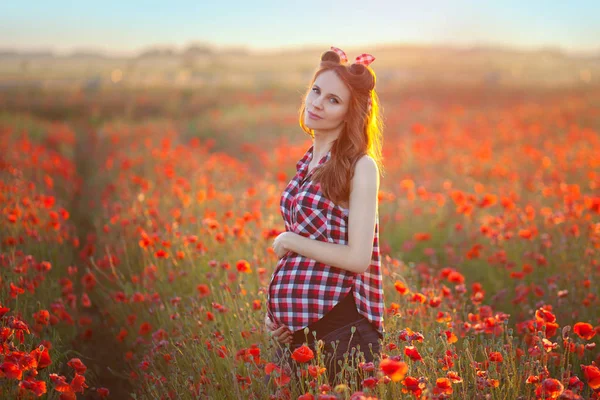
[1,1,599,56]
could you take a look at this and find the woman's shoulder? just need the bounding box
[295,145,313,171]
[354,154,379,178]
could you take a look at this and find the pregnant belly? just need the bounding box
[266,255,355,325]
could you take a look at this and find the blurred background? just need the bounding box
[1,1,599,90]
[2,1,599,155]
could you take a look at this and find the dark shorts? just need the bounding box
[263,316,381,389]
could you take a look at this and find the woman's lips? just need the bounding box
[307,111,323,120]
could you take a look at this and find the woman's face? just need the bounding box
[304,69,351,130]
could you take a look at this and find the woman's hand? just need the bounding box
[272,232,293,259]
[265,314,293,344]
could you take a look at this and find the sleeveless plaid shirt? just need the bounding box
[267,144,385,339]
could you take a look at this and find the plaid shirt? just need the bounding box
[267,144,385,339]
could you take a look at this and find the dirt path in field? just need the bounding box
[70,121,134,399]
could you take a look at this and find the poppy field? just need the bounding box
[1,61,600,399]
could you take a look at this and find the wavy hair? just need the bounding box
[298,49,385,207]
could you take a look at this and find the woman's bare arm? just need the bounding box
[284,155,379,274]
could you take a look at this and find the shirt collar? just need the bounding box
[303,145,331,173]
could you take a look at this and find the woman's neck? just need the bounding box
[312,133,339,161]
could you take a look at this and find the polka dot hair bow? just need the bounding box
[330,46,376,112]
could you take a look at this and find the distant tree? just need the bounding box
[218,46,250,56]
[182,43,214,57]
[136,46,177,59]
[65,50,107,59]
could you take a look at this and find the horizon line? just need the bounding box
[1,39,600,59]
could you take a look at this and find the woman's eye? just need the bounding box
[312,88,338,104]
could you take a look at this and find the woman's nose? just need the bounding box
[312,97,323,109]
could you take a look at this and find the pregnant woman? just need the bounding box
[265,46,386,388]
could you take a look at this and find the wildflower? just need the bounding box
[581,364,600,390]
[489,352,503,363]
[236,259,252,273]
[402,376,425,396]
[33,310,50,326]
[573,323,596,340]
[535,378,564,399]
[0,362,22,380]
[447,371,463,383]
[67,358,87,374]
[308,364,326,377]
[434,377,453,395]
[19,379,47,396]
[291,345,314,363]
[394,281,409,295]
[264,362,291,387]
[379,358,408,382]
[404,346,423,362]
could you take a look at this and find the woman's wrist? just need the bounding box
[283,231,295,252]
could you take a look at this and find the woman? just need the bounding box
[264,46,385,387]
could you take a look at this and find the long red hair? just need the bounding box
[298,49,385,207]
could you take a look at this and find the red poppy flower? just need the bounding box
[0,362,23,380]
[154,249,168,258]
[81,273,97,291]
[478,193,497,208]
[10,282,25,299]
[535,378,564,399]
[34,310,50,325]
[19,379,47,396]
[398,327,424,343]
[308,364,326,377]
[70,373,88,394]
[535,308,556,323]
[197,284,210,297]
[67,358,87,374]
[362,377,378,388]
[447,270,465,284]
[434,377,453,395]
[410,293,427,303]
[30,347,51,369]
[544,322,559,338]
[236,259,252,273]
[380,358,408,382]
[291,345,314,363]
[404,345,423,362]
[413,232,431,241]
[573,323,596,340]
[489,352,503,363]
[444,330,458,344]
[138,322,152,335]
[581,364,600,390]
[402,376,425,396]
[394,281,409,295]
[447,371,463,383]
[264,363,291,386]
